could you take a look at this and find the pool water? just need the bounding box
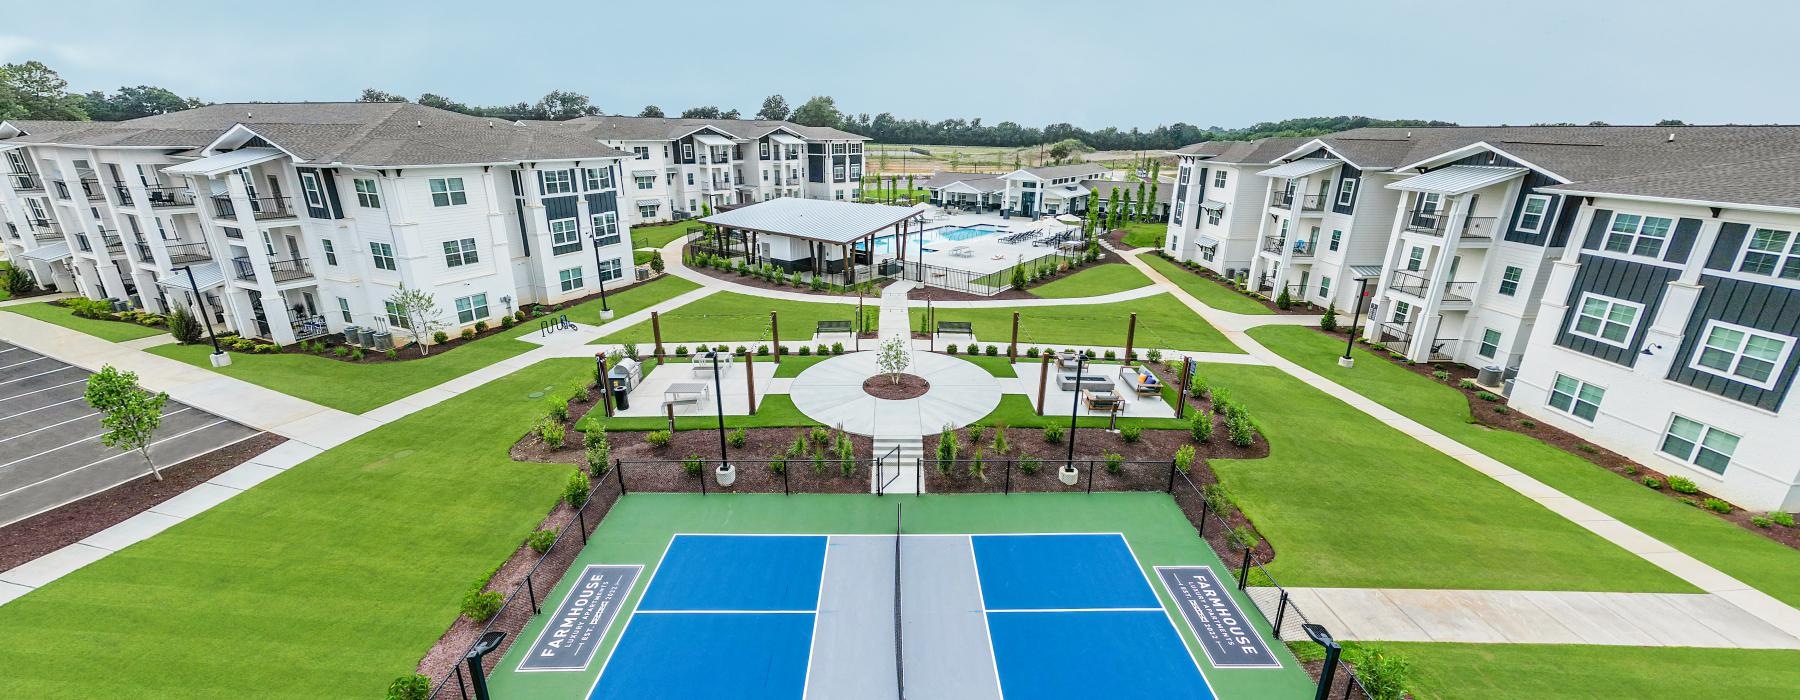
[871,224,999,255]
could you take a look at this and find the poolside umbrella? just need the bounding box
[1055,213,1081,224]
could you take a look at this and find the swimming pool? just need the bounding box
[871,224,999,254]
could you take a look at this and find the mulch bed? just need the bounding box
[865,373,929,400]
[1315,324,1800,551]
[0,432,286,571]
[1146,251,1319,315]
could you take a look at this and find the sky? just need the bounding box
[6,0,1797,131]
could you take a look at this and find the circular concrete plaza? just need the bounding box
[789,351,1002,436]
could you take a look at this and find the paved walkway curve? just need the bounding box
[1118,246,1800,644]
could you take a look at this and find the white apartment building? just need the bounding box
[923,163,1115,218]
[543,116,871,226]
[1,102,636,347]
[1163,138,1305,278]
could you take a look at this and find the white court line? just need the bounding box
[0,379,87,404]
[0,356,47,371]
[0,406,195,480]
[0,410,100,444]
[986,607,1168,613]
[0,365,76,386]
[797,535,832,700]
[0,419,228,501]
[633,609,814,615]
[576,532,680,687]
[0,396,85,422]
[967,536,1007,700]
[1117,535,1225,685]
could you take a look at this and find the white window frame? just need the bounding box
[558,266,584,292]
[633,146,649,160]
[1517,194,1551,233]
[443,237,479,267]
[322,238,337,266]
[584,167,614,191]
[429,177,467,207]
[1569,293,1643,349]
[1689,319,1793,390]
[337,297,353,323]
[1212,170,1226,188]
[1205,207,1222,226]
[1479,328,1502,359]
[1658,414,1739,475]
[597,257,624,282]
[1329,229,1342,251]
[1336,178,1357,206]
[369,242,396,271]
[591,211,620,246]
[299,172,325,208]
[1406,246,1424,271]
[1318,275,1331,299]
[549,218,581,255]
[1498,266,1523,296]
[635,175,655,191]
[1602,212,1672,259]
[1734,226,1800,281]
[1391,300,1411,324]
[681,143,693,160]
[638,203,659,219]
[1547,373,1604,422]
[541,169,574,195]
[384,300,411,330]
[454,293,489,325]
[353,178,381,208]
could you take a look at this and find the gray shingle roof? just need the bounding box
[1312,125,1800,182]
[1017,163,1111,180]
[700,197,922,243]
[922,171,1000,189]
[1175,137,1310,165]
[547,115,868,142]
[1082,179,1172,202]
[1540,153,1800,211]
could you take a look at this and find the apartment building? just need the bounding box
[543,116,870,226]
[1163,138,1306,277]
[922,163,1114,218]
[0,102,636,347]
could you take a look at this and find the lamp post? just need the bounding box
[1340,277,1372,368]
[1302,624,1342,700]
[173,264,228,367]
[1066,352,1086,469]
[710,350,730,471]
[464,631,507,700]
[589,229,613,320]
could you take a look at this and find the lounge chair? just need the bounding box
[1118,365,1162,395]
[1082,388,1123,412]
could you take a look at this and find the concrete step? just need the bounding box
[872,435,924,495]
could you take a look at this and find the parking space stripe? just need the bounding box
[0,379,87,403]
[0,420,230,501]
[0,356,47,371]
[0,397,86,423]
[0,366,77,386]
[0,410,101,445]
[0,406,194,476]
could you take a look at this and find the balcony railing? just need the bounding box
[80,179,105,201]
[1261,237,1286,254]
[100,232,124,252]
[113,185,134,206]
[233,256,313,283]
[141,186,196,208]
[165,242,212,264]
[75,233,91,252]
[10,173,41,191]
[5,222,15,239]
[212,195,297,221]
[292,314,329,341]
[28,218,61,240]
[1391,269,1477,303]
[1402,208,1498,239]
[135,242,153,263]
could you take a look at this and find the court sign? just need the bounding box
[518,564,641,671]
[1154,566,1281,668]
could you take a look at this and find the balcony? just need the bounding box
[5,222,15,240]
[113,185,134,206]
[1402,209,1498,240]
[1390,270,1476,306]
[79,179,105,201]
[1268,191,1326,212]
[28,219,61,240]
[212,195,297,221]
[135,242,153,264]
[165,242,212,264]
[9,172,41,191]
[233,256,312,283]
[141,186,196,208]
[1261,237,1286,255]
[99,232,124,253]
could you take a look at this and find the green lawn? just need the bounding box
[1137,253,1272,315]
[0,359,586,699]
[1,301,167,342]
[507,275,699,337]
[1027,262,1153,299]
[1201,362,1688,592]
[596,291,855,346]
[1115,221,1167,249]
[629,220,701,251]
[577,393,814,432]
[913,293,1239,353]
[1251,325,1800,607]
[1390,643,1800,699]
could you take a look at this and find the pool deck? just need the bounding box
[879,208,1081,277]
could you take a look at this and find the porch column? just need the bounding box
[1365,189,1418,343]
[1407,193,1469,363]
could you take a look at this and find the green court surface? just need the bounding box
[487,492,1315,699]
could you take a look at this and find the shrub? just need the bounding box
[1668,475,1700,494]
[935,424,960,466]
[1226,411,1257,447]
[1457,378,1477,390]
[1189,375,1210,400]
[1103,349,1117,360]
[1173,445,1196,473]
[1773,511,1796,527]
[1203,483,1234,516]
[1019,457,1041,475]
[333,346,350,357]
[1474,390,1500,401]
[433,330,450,344]
[675,344,689,357]
[1042,424,1064,443]
[500,315,516,329]
[815,344,829,356]
[1519,419,1536,428]
[385,348,399,360]
[990,424,1010,454]
[474,320,489,333]
[968,447,985,480]
[1642,476,1663,489]
[461,581,503,622]
[985,344,998,356]
[831,342,844,355]
[1431,370,1450,381]
[967,424,988,445]
[788,435,807,458]
[526,528,558,554]
[1,265,33,298]
[623,344,641,361]
[1025,347,1040,358]
[812,449,826,475]
[945,344,958,355]
[1751,515,1773,528]
[461,327,476,340]
[1121,425,1142,443]
[837,436,855,477]
[585,444,609,476]
[548,400,570,422]
[256,343,279,354]
[1190,409,1214,443]
[1104,452,1124,474]
[727,426,747,448]
[757,344,770,356]
[1226,525,1258,550]
[515,309,528,322]
[539,419,565,448]
[386,673,430,700]
[351,348,364,361]
[1493,405,1510,415]
[682,454,703,477]
[1146,348,1162,363]
[1274,288,1292,310]
[798,345,812,356]
[965,343,980,356]
[810,426,832,445]
[167,306,203,344]
[1319,305,1338,332]
[645,430,671,448]
[1576,443,1599,454]
[768,456,787,474]
[1703,498,1732,513]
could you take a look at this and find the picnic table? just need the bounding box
[664,382,709,409]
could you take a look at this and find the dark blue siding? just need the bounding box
[1331,164,1362,215]
[1663,218,1702,264]
[1554,253,1678,366]
[1548,196,1582,248]
[585,191,617,215]
[319,168,344,219]
[544,195,578,221]
[1501,172,1562,246]
[1297,147,1331,160]
[1581,209,1613,250]
[1706,222,1749,271]
[296,167,332,219]
[1666,275,1800,411]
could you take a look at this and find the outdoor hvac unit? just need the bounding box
[357,327,376,347]
[371,332,392,351]
[108,298,129,312]
[1476,365,1504,387]
[635,267,651,281]
[1223,268,1237,279]
[340,326,361,346]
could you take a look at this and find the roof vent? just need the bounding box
[416,120,423,128]
[246,112,253,119]
[1405,131,1412,138]
[1667,132,1676,142]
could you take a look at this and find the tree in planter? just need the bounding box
[1274,288,1292,310]
[83,365,169,481]
[876,337,911,384]
[1319,304,1338,332]
[387,285,447,356]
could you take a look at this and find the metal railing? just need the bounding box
[1261,237,1286,254]
[120,184,197,208]
[79,179,104,200]
[10,173,41,191]
[1403,208,1497,239]
[1390,270,1431,298]
[165,242,212,264]
[75,233,91,252]
[212,195,297,221]
[135,242,153,263]
[233,256,312,282]
[291,314,329,341]
[1269,191,1327,212]
[112,185,134,206]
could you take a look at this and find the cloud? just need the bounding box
[0,35,39,62]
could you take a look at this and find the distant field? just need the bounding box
[867,143,1160,176]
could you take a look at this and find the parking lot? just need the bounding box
[0,341,261,527]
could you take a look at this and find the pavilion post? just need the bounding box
[743,349,757,416]
[1176,357,1193,419]
[770,311,781,363]
[652,311,665,364]
[1036,352,1051,415]
[1125,312,1138,361]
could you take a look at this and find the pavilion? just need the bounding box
[695,198,928,284]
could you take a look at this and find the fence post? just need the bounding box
[1036,353,1050,415]
[782,459,790,495]
[1272,590,1289,640]
[1238,548,1252,590]
[1198,494,1210,538]
[527,575,540,615]
[698,459,707,496]
[1009,312,1019,360]
[1004,459,1012,495]
[651,311,665,364]
[454,665,469,700]
[915,457,922,495]
[1166,459,1177,493]
[1175,356,1191,419]
[614,458,627,495]
[770,311,780,364]
[578,505,588,544]
[743,349,757,415]
[1085,459,1095,494]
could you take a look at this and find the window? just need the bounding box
[1518,194,1551,233]
[1206,206,1222,226]
[353,178,381,208]
[1570,294,1641,347]
[454,293,489,324]
[1548,373,1604,421]
[633,146,649,160]
[634,175,655,191]
[369,242,397,271]
[1406,246,1424,271]
[1213,170,1227,188]
[1329,229,1342,251]
[1660,415,1739,474]
[337,297,352,323]
[541,169,573,195]
[1498,266,1523,296]
[1336,178,1357,206]
[1318,276,1331,299]
[550,219,581,255]
[591,211,619,246]
[759,142,769,159]
[429,177,467,206]
[1417,192,1442,215]
[299,172,324,208]
[443,237,479,267]
[1691,320,1793,388]
[1602,212,1672,258]
[681,143,693,160]
[598,257,623,281]
[558,266,584,292]
[685,173,694,186]
[1391,300,1411,324]
[583,167,613,191]
[835,190,845,200]
[638,202,659,219]
[1479,328,1502,358]
[384,300,411,330]
[1736,227,1800,280]
[322,239,338,266]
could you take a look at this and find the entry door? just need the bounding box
[286,235,302,261]
[1298,271,1309,298]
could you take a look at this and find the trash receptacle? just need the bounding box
[609,378,630,411]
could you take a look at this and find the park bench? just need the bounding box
[817,320,853,335]
[937,321,974,337]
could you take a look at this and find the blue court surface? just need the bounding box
[587,532,1214,700]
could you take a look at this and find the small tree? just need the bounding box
[387,285,447,356]
[1320,305,1338,332]
[876,337,910,384]
[3,264,34,296]
[1275,288,1292,310]
[84,365,169,481]
[167,304,203,344]
[1011,262,1027,290]
[649,250,665,274]
[386,674,430,700]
